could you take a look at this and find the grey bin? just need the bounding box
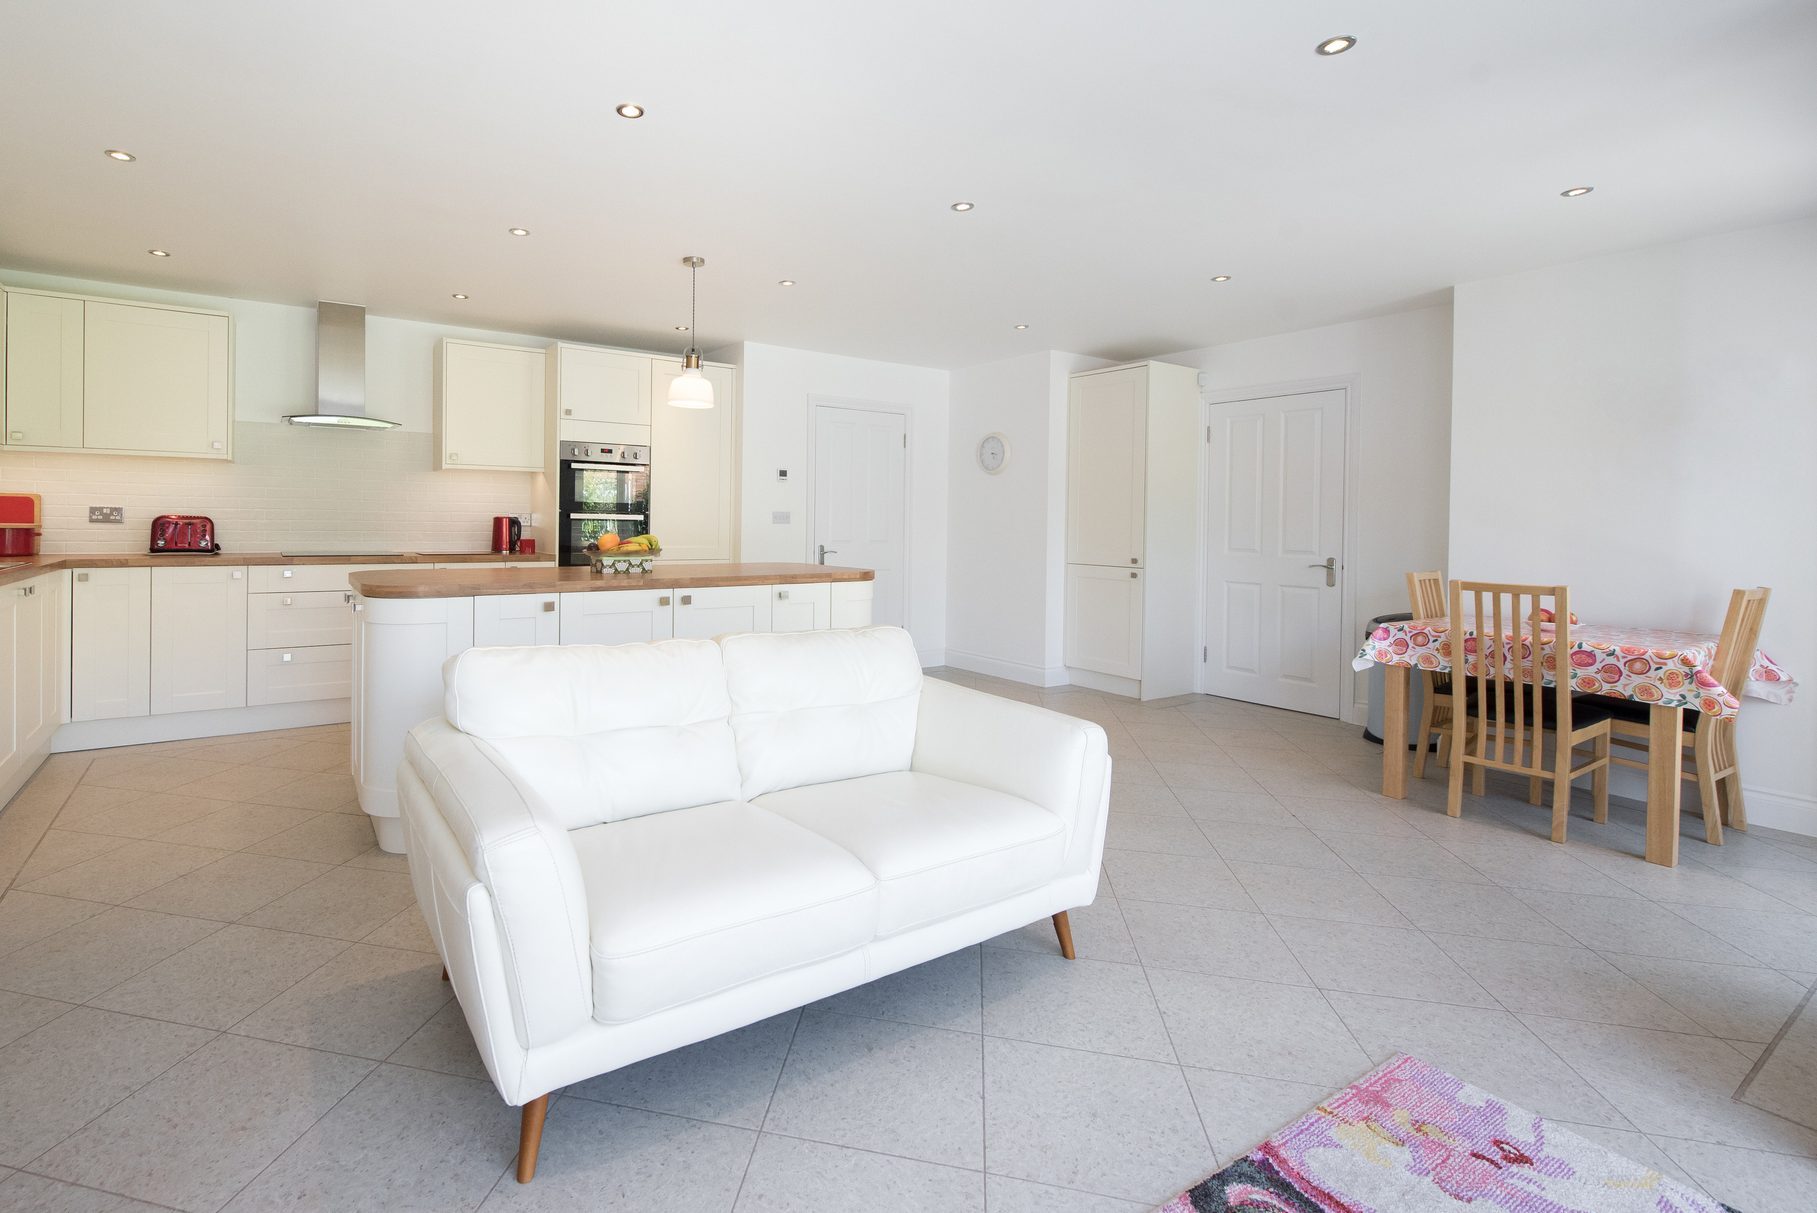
[1362,611,1429,749]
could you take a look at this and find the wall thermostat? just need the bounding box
[777,469,789,481]
[977,432,1008,474]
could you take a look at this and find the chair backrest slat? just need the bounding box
[1712,587,1771,699]
[1451,579,1570,776]
[1406,570,1446,620]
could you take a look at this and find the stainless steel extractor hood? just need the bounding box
[283,301,401,429]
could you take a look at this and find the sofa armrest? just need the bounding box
[402,718,593,1049]
[910,678,1111,879]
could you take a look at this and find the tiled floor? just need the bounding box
[1,682,1815,1211]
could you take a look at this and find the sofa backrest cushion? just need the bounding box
[442,640,741,829]
[720,626,923,799]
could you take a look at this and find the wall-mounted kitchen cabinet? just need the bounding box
[550,345,651,443]
[650,360,738,561]
[434,338,546,472]
[2,287,233,459]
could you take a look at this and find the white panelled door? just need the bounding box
[812,405,908,628]
[1203,388,1346,716]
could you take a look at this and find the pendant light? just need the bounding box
[667,255,715,409]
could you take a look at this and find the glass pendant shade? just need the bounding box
[667,364,715,409]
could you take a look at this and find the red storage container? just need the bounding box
[0,493,42,556]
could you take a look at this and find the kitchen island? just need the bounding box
[349,561,875,850]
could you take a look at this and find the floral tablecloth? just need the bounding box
[1353,618,1797,720]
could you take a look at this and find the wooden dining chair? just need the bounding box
[1447,582,1613,842]
[1583,587,1770,845]
[1406,571,1458,778]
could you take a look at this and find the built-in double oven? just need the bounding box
[558,439,652,566]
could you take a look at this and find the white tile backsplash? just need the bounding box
[0,423,535,554]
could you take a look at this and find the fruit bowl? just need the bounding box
[593,553,655,574]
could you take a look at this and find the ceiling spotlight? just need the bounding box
[103,148,136,162]
[1560,186,1594,198]
[1315,35,1357,55]
[950,201,975,212]
[615,103,645,119]
[147,248,170,257]
[508,227,530,236]
[778,279,796,287]
[451,293,469,299]
[674,325,690,332]
[1014,324,1029,330]
[1212,275,1232,282]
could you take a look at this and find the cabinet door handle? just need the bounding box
[231,570,243,579]
[282,596,292,606]
[281,652,293,662]
[211,440,223,450]
[344,592,353,604]
[76,573,89,583]
[8,431,23,441]
[448,452,460,463]
[680,594,692,605]
[1130,557,1139,565]
[1130,571,1138,579]
[282,568,294,578]
[563,408,573,416]
[777,589,790,600]
[659,595,671,606]
[542,601,556,612]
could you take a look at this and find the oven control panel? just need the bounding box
[559,440,649,464]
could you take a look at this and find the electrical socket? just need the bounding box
[88,506,125,524]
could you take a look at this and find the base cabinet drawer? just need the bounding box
[770,582,831,633]
[248,645,353,706]
[249,591,353,649]
[673,585,773,639]
[250,564,391,594]
[830,581,874,630]
[558,590,675,646]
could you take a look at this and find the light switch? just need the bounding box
[771,511,791,525]
[776,469,789,481]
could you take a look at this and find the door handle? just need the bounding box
[1308,556,1337,587]
[817,545,837,565]
[680,594,692,605]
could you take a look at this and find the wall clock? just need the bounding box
[978,432,1009,474]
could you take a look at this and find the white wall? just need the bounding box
[1451,216,1817,833]
[724,341,950,664]
[1162,304,1455,714]
[945,350,1108,684]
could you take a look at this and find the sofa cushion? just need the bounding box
[720,626,923,799]
[442,640,741,829]
[570,801,878,1023]
[755,771,1066,936]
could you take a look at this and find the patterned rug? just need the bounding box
[1159,1054,1739,1212]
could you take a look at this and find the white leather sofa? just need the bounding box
[398,625,1111,1182]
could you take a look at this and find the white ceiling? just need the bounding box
[2,1,1814,369]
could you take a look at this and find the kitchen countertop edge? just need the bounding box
[0,550,555,590]
[349,562,875,599]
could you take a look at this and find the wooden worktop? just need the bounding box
[0,550,553,591]
[348,562,875,599]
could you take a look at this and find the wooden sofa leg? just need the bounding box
[517,1094,550,1183]
[440,966,449,982]
[1052,911,1076,960]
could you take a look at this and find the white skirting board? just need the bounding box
[50,699,351,753]
[941,648,1069,688]
[1066,667,1142,699]
[1742,786,1817,840]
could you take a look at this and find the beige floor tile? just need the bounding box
[983,948,1174,1061]
[1148,968,1368,1085]
[987,895,1139,964]
[261,739,353,773]
[1514,889,1757,964]
[361,904,437,952]
[1105,813,1214,856]
[1198,821,1348,871]
[1181,1067,1329,1166]
[1231,863,1410,926]
[0,989,72,1047]
[0,906,222,1003]
[150,801,319,850]
[568,1009,800,1128]
[0,1006,213,1167]
[55,789,223,840]
[1101,849,1258,912]
[80,755,236,794]
[234,943,450,1058]
[0,890,108,958]
[12,829,130,884]
[18,839,231,905]
[31,1033,374,1212]
[239,865,414,940]
[181,735,313,765]
[89,923,348,1029]
[386,1000,489,1081]
[1604,952,1811,1042]
[246,812,377,864]
[1361,874,1579,945]
[170,764,308,804]
[0,1170,177,1210]
[125,852,333,921]
[1433,933,1707,1032]
[1119,899,1309,983]
[243,770,361,812]
[1655,1135,1817,1213]
[1273,917,1498,1007]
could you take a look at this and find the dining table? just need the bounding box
[1355,618,1797,866]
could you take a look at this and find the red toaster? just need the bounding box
[149,514,221,553]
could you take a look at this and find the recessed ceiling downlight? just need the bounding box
[778,280,796,287]
[615,103,645,119]
[950,201,975,212]
[451,293,469,299]
[1014,324,1029,330]
[675,325,690,331]
[104,148,136,161]
[508,227,530,237]
[147,248,170,257]
[1560,186,1594,198]
[1212,275,1232,282]
[1315,35,1357,56]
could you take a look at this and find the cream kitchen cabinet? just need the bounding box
[2,288,232,459]
[550,344,651,440]
[650,359,738,561]
[83,301,232,457]
[770,582,831,633]
[558,589,675,646]
[1066,365,1148,568]
[150,566,248,714]
[1064,565,1144,680]
[435,338,546,472]
[474,593,560,646]
[71,568,152,721]
[0,571,68,807]
[3,289,84,449]
[673,585,772,639]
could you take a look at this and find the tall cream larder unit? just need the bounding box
[1064,361,1200,699]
